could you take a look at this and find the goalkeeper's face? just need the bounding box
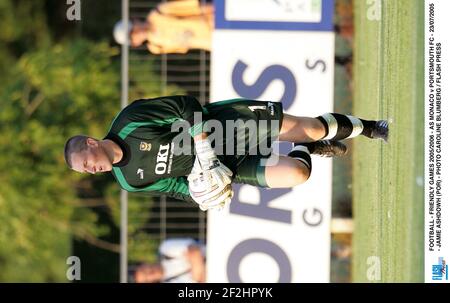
[71,138,113,174]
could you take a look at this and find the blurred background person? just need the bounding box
[113,0,214,54]
[134,238,206,283]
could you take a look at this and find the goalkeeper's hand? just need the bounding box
[188,156,233,211]
[194,138,233,184]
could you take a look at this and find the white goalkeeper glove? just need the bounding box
[194,138,233,186]
[188,139,234,211]
[188,171,233,211]
[188,156,233,211]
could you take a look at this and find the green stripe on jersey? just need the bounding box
[188,121,205,137]
[118,118,182,139]
[113,167,190,195]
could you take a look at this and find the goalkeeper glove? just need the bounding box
[188,154,233,211]
[194,138,233,187]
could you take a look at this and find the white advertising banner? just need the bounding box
[225,0,323,23]
[208,0,335,283]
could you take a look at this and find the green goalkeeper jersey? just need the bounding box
[104,95,284,203]
[104,95,202,203]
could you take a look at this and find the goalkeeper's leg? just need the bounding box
[231,142,314,187]
[264,145,312,188]
[279,113,388,143]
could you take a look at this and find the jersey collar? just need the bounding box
[103,132,131,167]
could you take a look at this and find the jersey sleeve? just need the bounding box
[111,166,195,203]
[139,176,195,204]
[112,95,205,137]
[158,176,195,203]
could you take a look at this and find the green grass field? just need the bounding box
[352,0,424,282]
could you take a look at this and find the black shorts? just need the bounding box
[203,99,284,187]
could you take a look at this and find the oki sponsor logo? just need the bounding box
[155,143,171,175]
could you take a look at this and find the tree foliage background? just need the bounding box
[0,0,174,281]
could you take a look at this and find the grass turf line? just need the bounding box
[352,0,424,282]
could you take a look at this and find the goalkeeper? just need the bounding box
[64,96,388,211]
